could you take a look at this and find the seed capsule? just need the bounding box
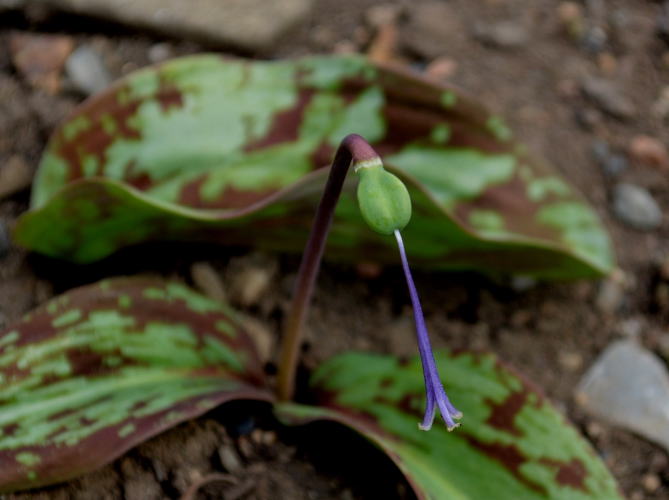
[355,159,412,235]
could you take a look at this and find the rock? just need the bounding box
[241,317,273,363]
[190,262,226,303]
[628,135,669,171]
[642,473,661,494]
[0,155,33,199]
[0,221,9,259]
[473,21,530,49]
[41,0,313,52]
[612,183,662,230]
[595,275,625,314]
[581,76,635,119]
[591,141,628,177]
[9,33,74,94]
[65,45,112,95]
[581,26,607,54]
[147,42,174,64]
[229,265,273,308]
[218,445,242,473]
[402,2,464,59]
[576,340,669,453]
[558,351,583,372]
[425,56,458,80]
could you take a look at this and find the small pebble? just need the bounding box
[0,221,10,259]
[65,45,112,95]
[218,446,242,472]
[628,135,669,171]
[595,147,627,177]
[473,21,529,49]
[595,276,625,314]
[642,473,661,493]
[261,431,277,446]
[241,317,274,363]
[581,26,607,53]
[581,76,635,119]
[612,183,662,230]
[250,428,263,445]
[577,340,669,453]
[147,42,173,63]
[425,57,458,80]
[9,33,74,94]
[230,266,273,308]
[558,351,583,372]
[0,155,32,199]
[236,436,254,459]
[190,262,226,303]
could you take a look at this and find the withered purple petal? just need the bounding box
[394,230,462,431]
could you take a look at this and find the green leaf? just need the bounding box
[15,55,613,277]
[0,278,271,492]
[277,351,622,500]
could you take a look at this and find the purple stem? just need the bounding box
[277,134,380,402]
[394,230,462,431]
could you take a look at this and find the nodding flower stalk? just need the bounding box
[276,133,461,431]
[355,151,462,431]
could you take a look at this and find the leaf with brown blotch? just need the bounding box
[277,351,623,500]
[0,278,270,492]
[15,55,613,278]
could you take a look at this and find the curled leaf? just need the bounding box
[15,55,613,277]
[277,351,622,500]
[0,278,270,492]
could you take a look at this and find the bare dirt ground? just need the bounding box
[1,0,669,498]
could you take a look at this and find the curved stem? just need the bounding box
[276,134,378,402]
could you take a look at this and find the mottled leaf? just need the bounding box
[277,351,622,500]
[0,278,270,492]
[15,55,613,277]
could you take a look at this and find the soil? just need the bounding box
[1,0,669,499]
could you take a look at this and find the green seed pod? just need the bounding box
[355,159,412,235]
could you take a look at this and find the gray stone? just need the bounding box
[41,0,314,52]
[591,141,628,177]
[65,45,112,95]
[576,340,669,453]
[612,183,662,230]
[473,21,530,49]
[581,76,635,119]
[402,2,465,59]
